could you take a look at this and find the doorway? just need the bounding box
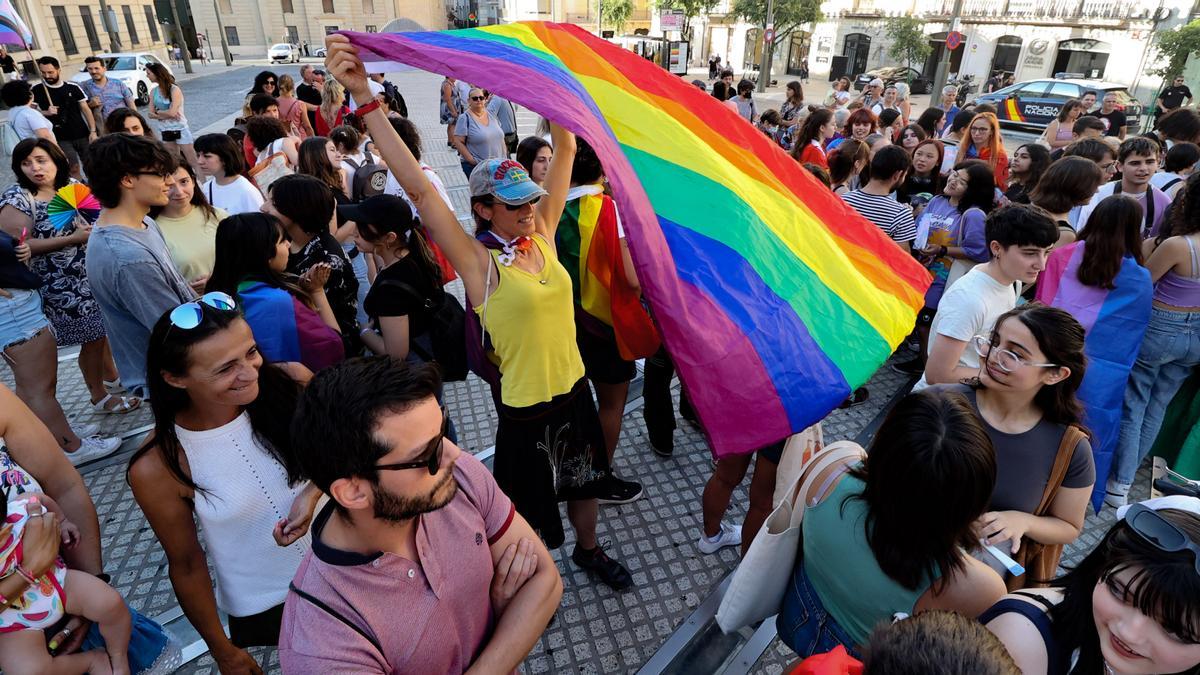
[990,35,1021,78]
[1053,38,1110,79]
[923,32,965,81]
[843,33,870,77]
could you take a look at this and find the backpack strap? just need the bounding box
[288,582,384,655]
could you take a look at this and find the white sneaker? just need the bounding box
[1104,478,1131,510]
[697,523,743,554]
[74,422,100,438]
[65,435,122,466]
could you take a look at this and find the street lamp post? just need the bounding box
[755,0,774,93]
[930,0,965,103]
[166,0,194,73]
[97,0,122,52]
[212,0,233,66]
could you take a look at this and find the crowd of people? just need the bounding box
[1,33,1200,674]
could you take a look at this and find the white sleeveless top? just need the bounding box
[175,412,310,617]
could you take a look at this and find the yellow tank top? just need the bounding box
[475,234,585,408]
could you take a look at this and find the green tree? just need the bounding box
[1154,19,1200,79]
[885,16,931,76]
[655,0,720,42]
[730,0,822,50]
[602,0,634,33]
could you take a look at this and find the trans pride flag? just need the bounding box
[1036,241,1152,511]
[0,0,32,48]
[343,24,930,456]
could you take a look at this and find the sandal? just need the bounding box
[103,379,127,394]
[91,393,142,415]
[837,387,870,409]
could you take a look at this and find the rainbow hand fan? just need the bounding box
[47,184,101,231]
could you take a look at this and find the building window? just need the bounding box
[362,0,374,13]
[282,0,294,12]
[537,0,551,12]
[218,0,233,13]
[144,6,159,42]
[366,24,377,32]
[324,25,339,34]
[286,25,299,43]
[122,5,139,44]
[225,25,239,45]
[322,0,334,12]
[79,6,101,51]
[51,6,78,55]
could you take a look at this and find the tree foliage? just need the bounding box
[655,0,720,42]
[602,0,634,33]
[885,16,931,74]
[1154,19,1200,79]
[730,0,822,47]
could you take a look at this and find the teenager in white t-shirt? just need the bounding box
[914,204,1059,391]
[194,133,264,215]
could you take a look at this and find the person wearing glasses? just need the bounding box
[984,496,1200,674]
[452,87,507,178]
[934,305,1094,587]
[280,357,561,673]
[129,292,321,675]
[915,204,1058,391]
[241,71,278,122]
[82,134,194,398]
[324,34,634,590]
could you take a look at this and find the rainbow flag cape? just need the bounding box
[0,0,31,48]
[345,24,930,455]
[236,280,345,372]
[557,187,660,360]
[1036,242,1152,511]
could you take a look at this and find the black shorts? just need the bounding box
[917,306,936,327]
[759,440,785,464]
[577,325,636,385]
[228,603,285,648]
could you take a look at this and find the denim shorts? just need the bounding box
[777,562,861,659]
[0,288,50,351]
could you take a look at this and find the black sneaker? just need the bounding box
[891,357,925,375]
[572,544,633,591]
[597,477,644,504]
[649,433,674,458]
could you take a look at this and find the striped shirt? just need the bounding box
[841,189,917,245]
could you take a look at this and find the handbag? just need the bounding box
[715,439,866,633]
[772,424,825,508]
[1005,425,1088,591]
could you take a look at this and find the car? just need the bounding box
[973,77,1144,135]
[313,46,327,58]
[853,66,932,95]
[269,43,301,64]
[70,52,171,107]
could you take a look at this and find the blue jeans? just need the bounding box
[1113,307,1200,485]
[777,562,860,659]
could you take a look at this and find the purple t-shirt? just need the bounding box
[915,196,989,308]
[279,452,516,674]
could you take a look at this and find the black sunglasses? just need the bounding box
[483,196,541,211]
[1126,503,1200,575]
[374,409,448,476]
[470,95,486,101]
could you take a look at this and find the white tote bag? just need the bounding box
[772,424,825,508]
[715,440,866,633]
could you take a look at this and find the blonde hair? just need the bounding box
[319,79,345,129]
[277,74,296,97]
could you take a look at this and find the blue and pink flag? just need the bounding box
[0,0,32,48]
[1036,241,1152,510]
[236,280,345,372]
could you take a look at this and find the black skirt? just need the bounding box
[494,378,612,548]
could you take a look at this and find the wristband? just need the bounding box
[354,99,382,117]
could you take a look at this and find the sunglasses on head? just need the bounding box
[374,408,448,476]
[1126,503,1200,576]
[168,291,237,330]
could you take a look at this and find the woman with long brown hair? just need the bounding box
[145,62,198,172]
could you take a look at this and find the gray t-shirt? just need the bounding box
[85,218,195,394]
[933,384,1095,514]
[486,95,517,134]
[10,105,52,141]
[454,111,506,163]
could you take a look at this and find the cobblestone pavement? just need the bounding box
[0,66,1148,674]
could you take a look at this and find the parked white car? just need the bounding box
[269,43,301,63]
[70,52,170,106]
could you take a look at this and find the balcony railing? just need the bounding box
[918,0,1146,21]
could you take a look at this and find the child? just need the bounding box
[0,492,131,675]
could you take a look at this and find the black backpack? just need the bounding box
[379,280,468,381]
[344,150,389,202]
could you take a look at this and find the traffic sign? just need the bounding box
[946,31,963,50]
[764,28,774,44]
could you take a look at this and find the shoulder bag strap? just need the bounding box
[288,582,384,655]
[791,442,867,509]
[1033,425,1087,516]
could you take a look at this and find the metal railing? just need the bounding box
[918,0,1145,20]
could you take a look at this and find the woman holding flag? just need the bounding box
[324,34,634,591]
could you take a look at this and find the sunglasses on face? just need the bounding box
[470,95,486,101]
[1125,504,1200,575]
[374,409,448,476]
[169,291,237,330]
[485,196,541,211]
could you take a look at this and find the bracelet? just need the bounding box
[354,99,382,117]
[14,565,36,585]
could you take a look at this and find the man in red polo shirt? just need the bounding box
[280,358,563,673]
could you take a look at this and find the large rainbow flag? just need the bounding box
[0,0,31,49]
[1036,241,1152,511]
[344,24,930,456]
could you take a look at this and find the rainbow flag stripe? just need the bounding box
[346,23,930,455]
